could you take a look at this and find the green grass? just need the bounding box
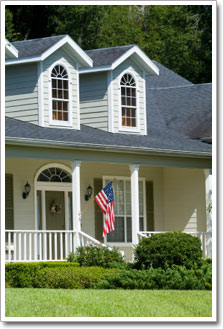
[5,289,212,317]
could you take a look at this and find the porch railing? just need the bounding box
[138,231,212,258]
[5,230,109,262]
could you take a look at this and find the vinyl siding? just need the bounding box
[80,72,108,130]
[42,48,79,129]
[112,57,146,135]
[5,64,39,124]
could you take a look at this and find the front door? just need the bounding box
[46,191,65,259]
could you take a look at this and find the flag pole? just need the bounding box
[80,178,116,217]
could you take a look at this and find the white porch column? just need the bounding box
[129,165,140,247]
[72,161,82,249]
[204,169,212,258]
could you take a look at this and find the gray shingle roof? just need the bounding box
[148,83,212,139]
[12,35,66,58]
[85,45,135,67]
[5,116,211,155]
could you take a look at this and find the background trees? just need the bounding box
[5,5,212,83]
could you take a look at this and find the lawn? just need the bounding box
[5,289,212,317]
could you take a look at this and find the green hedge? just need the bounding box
[133,232,203,270]
[5,262,118,289]
[96,264,212,290]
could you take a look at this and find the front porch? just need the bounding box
[5,148,212,262]
[5,229,212,263]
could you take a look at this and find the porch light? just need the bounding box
[85,184,93,201]
[22,181,31,199]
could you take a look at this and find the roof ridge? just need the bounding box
[147,83,212,90]
[12,35,67,44]
[86,45,136,52]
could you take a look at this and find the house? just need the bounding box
[5,35,212,262]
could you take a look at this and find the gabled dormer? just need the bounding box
[5,35,92,129]
[80,45,159,135]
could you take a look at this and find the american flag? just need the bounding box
[94,181,115,236]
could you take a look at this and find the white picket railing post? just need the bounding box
[60,233,63,260]
[23,233,27,261]
[54,233,57,260]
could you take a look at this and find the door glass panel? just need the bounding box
[37,191,42,230]
[68,192,73,230]
[127,217,132,242]
[139,217,144,231]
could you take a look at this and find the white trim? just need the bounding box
[107,71,114,132]
[112,46,159,76]
[118,70,140,133]
[48,61,73,127]
[103,175,146,244]
[143,71,147,136]
[37,61,44,127]
[77,64,80,130]
[34,163,72,231]
[5,35,93,68]
[5,39,18,59]
[79,65,111,74]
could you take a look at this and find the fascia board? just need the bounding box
[79,65,111,74]
[5,39,18,58]
[5,35,93,68]
[111,46,159,76]
[41,35,93,67]
[5,137,212,159]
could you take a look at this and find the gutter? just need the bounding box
[5,136,212,159]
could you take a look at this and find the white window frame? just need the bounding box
[49,61,73,127]
[118,70,140,133]
[103,176,146,246]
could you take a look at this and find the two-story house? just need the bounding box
[5,35,212,262]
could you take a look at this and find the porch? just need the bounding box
[5,230,212,262]
[5,146,212,262]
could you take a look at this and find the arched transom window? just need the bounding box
[37,167,71,183]
[51,64,69,122]
[120,73,137,128]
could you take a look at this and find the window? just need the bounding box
[37,167,71,183]
[105,178,145,243]
[51,64,69,122]
[120,73,137,128]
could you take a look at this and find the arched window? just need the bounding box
[37,167,71,183]
[120,73,137,128]
[51,64,69,122]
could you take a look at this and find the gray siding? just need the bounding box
[80,72,108,130]
[5,64,39,124]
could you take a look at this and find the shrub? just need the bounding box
[68,245,126,268]
[133,232,203,270]
[5,262,79,288]
[96,265,212,290]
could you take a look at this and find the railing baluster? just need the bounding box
[23,233,26,261]
[44,232,47,261]
[18,233,21,261]
[8,232,11,262]
[49,233,52,260]
[65,232,68,259]
[39,232,42,261]
[69,232,72,253]
[60,233,63,260]
[34,232,37,261]
[29,233,32,260]
[14,232,17,261]
[54,233,57,260]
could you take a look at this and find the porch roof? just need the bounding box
[5,116,211,157]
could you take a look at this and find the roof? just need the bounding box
[85,45,135,67]
[5,116,211,156]
[11,35,66,58]
[149,83,212,139]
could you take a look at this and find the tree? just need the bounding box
[5,4,212,83]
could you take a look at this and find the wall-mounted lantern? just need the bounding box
[85,184,93,201]
[22,181,31,199]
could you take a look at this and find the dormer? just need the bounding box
[5,35,92,129]
[80,45,159,135]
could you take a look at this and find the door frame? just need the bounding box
[34,164,72,230]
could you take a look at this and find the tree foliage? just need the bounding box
[5,5,212,83]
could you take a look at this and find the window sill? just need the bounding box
[49,120,73,128]
[119,127,140,134]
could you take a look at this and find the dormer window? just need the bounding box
[51,64,69,122]
[120,73,137,128]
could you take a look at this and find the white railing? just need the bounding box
[5,230,108,263]
[138,231,212,258]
